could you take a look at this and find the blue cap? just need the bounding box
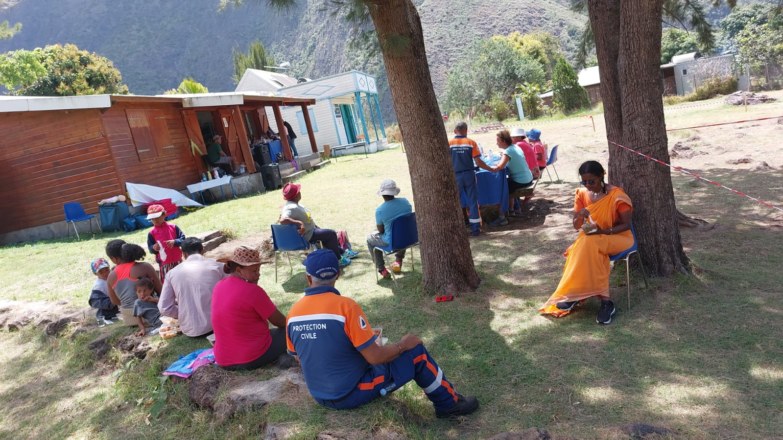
[304,249,339,280]
[526,128,541,141]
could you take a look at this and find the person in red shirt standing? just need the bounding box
[146,204,185,282]
[211,246,287,370]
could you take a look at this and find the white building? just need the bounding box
[236,69,387,156]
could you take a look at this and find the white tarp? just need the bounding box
[125,182,203,208]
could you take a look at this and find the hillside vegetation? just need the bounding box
[0,0,584,119]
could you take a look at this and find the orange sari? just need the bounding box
[539,186,634,317]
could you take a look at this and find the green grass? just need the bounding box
[1,96,783,438]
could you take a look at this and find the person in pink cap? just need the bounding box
[278,183,351,267]
[145,204,186,282]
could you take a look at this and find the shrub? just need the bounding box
[487,95,513,121]
[663,76,738,105]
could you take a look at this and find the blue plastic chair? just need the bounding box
[271,224,316,282]
[373,212,419,283]
[609,223,649,310]
[543,145,560,183]
[64,202,100,240]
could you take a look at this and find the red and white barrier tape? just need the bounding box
[666,115,782,132]
[608,140,783,214]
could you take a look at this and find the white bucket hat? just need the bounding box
[510,127,526,138]
[377,179,401,196]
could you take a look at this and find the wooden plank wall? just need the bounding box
[101,102,201,194]
[0,109,123,233]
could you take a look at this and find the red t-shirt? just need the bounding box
[211,276,277,366]
[515,141,539,174]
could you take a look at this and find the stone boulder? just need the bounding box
[189,366,307,422]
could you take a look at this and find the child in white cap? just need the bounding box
[88,258,119,325]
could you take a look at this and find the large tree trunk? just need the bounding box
[366,0,481,292]
[588,0,689,275]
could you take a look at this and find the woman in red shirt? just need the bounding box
[211,246,287,370]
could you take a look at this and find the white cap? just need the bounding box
[510,127,526,138]
[377,179,401,196]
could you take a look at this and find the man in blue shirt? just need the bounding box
[366,179,413,279]
[286,249,479,418]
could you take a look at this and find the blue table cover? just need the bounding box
[459,169,509,216]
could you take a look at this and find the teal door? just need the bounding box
[340,105,358,144]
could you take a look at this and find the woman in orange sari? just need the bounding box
[539,161,634,324]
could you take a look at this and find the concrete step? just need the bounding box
[282,170,307,183]
[313,160,331,170]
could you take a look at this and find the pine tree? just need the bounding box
[552,57,590,113]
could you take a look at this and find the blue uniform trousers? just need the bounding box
[314,343,459,412]
[456,170,481,232]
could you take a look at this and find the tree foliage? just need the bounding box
[573,0,736,68]
[496,31,562,80]
[0,20,21,40]
[443,37,545,116]
[0,43,128,96]
[232,40,275,84]
[551,57,589,113]
[163,77,209,94]
[517,82,545,119]
[660,28,700,64]
[736,16,783,72]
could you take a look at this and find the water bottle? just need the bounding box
[379,383,396,396]
[213,168,220,179]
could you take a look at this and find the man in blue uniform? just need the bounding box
[449,122,492,236]
[286,249,480,419]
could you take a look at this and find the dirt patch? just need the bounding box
[487,429,551,440]
[669,136,709,159]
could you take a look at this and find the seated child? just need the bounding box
[134,277,162,336]
[88,258,119,325]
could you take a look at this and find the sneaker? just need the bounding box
[488,216,509,227]
[343,249,359,259]
[378,268,391,279]
[436,394,480,419]
[102,317,117,325]
[391,261,402,274]
[596,300,616,325]
[339,255,352,267]
[556,301,578,312]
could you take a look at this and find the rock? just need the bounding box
[214,370,306,421]
[754,161,774,171]
[44,317,77,336]
[727,157,752,165]
[724,91,776,105]
[621,423,672,438]
[88,334,112,358]
[190,367,306,422]
[189,365,229,410]
[114,335,151,359]
[487,429,552,440]
[265,423,301,440]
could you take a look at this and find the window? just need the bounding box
[296,108,318,134]
[126,109,174,161]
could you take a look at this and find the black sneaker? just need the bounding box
[436,394,479,419]
[556,301,578,311]
[596,300,616,325]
